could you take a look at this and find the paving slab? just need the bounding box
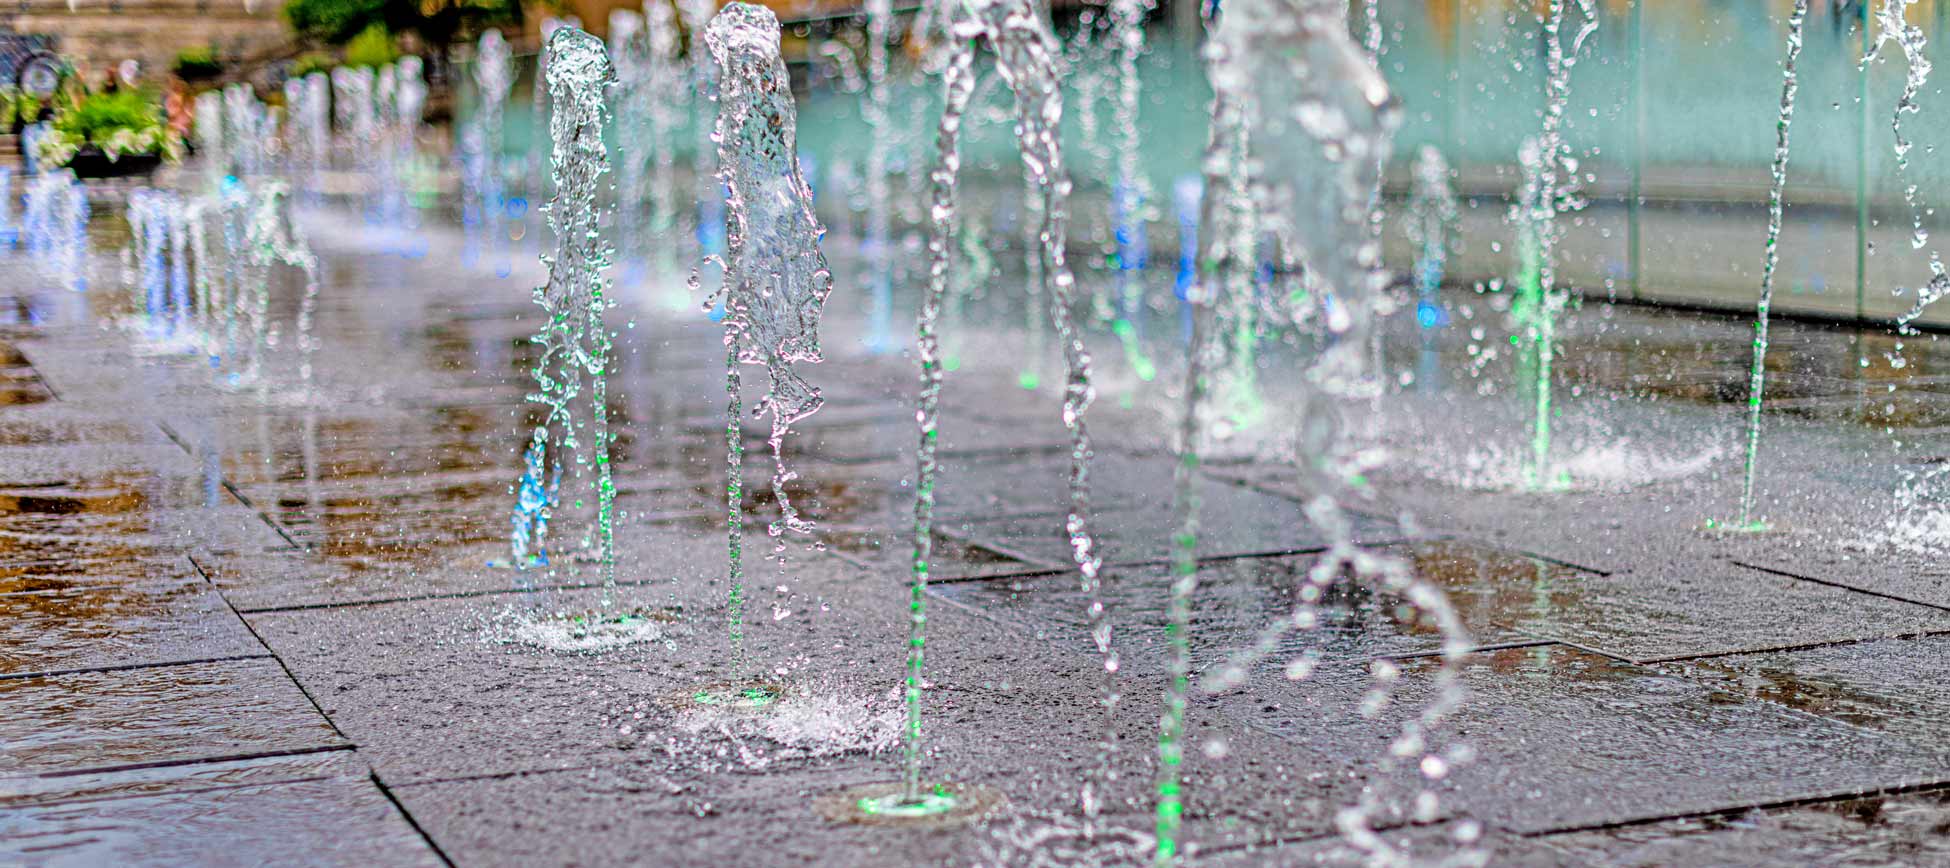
[1489,558,1950,664]
[0,658,345,777]
[1532,787,1950,866]
[241,559,1398,854]
[948,476,1406,570]
[0,768,441,866]
[1,748,369,809]
[933,542,1537,677]
[1216,644,1950,835]
[0,573,262,675]
[1658,634,1950,756]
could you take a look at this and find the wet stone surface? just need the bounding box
[1533,787,1950,866]
[1219,645,1950,835]
[0,657,343,776]
[11,209,1950,866]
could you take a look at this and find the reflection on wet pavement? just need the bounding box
[1225,644,1946,834]
[8,200,1950,864]
[0,658,342,775]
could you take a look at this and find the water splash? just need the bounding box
[1179,1,1479,864]
[901,0,1111,820]
[1156,1,1266,850]
[701,3,834,672]
[470,30,516,273]
[862,0,898,352]
[644,0,685,280]
[680,0,725,257]
[23,170,87,293]
[1730,0,1809,533]
[517,26,620,603]
[236,182,322,396]
[1510,0,1599,492]
[610,9,651,276]
[1405,146,1458,389]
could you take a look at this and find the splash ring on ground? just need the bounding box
[1700,518,1780,536]
[815,782,1005,828]
[666,680,787,712]
[501,607,679,653]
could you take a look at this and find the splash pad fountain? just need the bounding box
[17,2,1950,866]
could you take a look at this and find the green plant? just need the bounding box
[173,46,222,79]
[14,93,41,126]
[343,24,399,69]
[290,51,335,79]
[34,88,181,166]
[284,0,521,49]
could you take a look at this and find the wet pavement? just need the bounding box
[5,206,1950,867]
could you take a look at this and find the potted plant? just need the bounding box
[33,89,182,179]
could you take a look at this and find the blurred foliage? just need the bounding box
[290,51,336,78]
[172,46,223,79]
[284,0,522,48]
[344,25,400,68]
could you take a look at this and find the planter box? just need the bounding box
[64,149,162,179]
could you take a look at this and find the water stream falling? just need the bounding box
[1109,0,1158,385]
[124,189,176,340]
[471,29,516,274]
[1728,0,1809,533]
[507,26,620,606]
[23,170,87,293]
[1405,146,1459,390]
[1510,0,1599,492]
[862,0,897,353]
[195,91,225,186]
[698,2,835,682]
[681,0,726,257]
[1864,0,1950,549]
[1156,1,1249,854]
[644,0,685,281]
[610,9,650,277]
[242,183,323,397]
[1167,0,1479,863]
[894,0,1110,821]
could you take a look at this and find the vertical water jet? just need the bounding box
[1728,0,1808,533]
[699,2,834,687]
[505,26,620,605]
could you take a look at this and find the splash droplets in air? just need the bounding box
[512,26,620,605]
[899,0,1111,819]
[1174,0,1479,864]
[701,2,835,671]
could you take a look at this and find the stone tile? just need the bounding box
[0,574,262,675]
[0,767,441,866]
[1,748,367,809]
[1195,822,1565,867]
[934,542,1536,677]
[1658,634,1950,755]
[241,566,1370,854]
[202,520,730,612]
[1218,645,1950,834]
[1535,787,1950,866]
[0,658,344,777]
[1489,559,1950,664]
[949,475,1404,570]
